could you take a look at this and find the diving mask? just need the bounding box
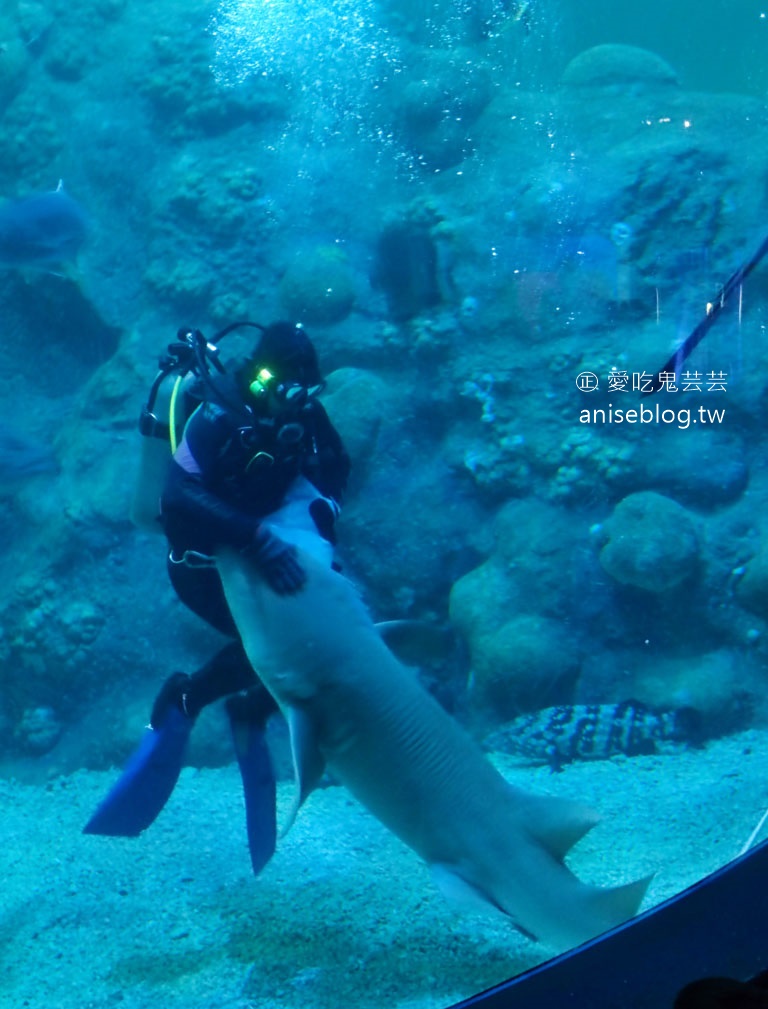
[249,366,325,408]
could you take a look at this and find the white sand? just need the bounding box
[2,729,766,1009]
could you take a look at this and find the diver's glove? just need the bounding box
[243,526,306,595]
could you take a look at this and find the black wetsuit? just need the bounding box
[156,385,350,723]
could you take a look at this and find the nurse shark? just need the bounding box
[218,548,650,952]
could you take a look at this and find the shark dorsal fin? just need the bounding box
[516,789,601,860]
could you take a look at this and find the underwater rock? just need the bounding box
[324,366,388,434]
[0,18,32,104]
[60,600,104,647]
[486,614,579,717]
[76,344,144,423]
[493,498,590,613]
[599,491,699,593]
[142,34,287,138]
[15,705,62,754]
[165,170,246,237]
[91,0,126,20]
[551,428,635,502]
[145,256,215,311]
[560,44,679,90]
[466,611,579,720]
[16,2,54,50]
[735,544,768,619]
[389,46,493,169]
[450,499,599,700]
[322,368,390,488]
[44,48,88,82]
[372,218,442,321]
[629,649,756,734]
[0,423,57,491]
[458,435,533,502]
[633,428,748,507]
[371,195,458,324]
[0,93,62,180]
[449,543,581,719]
[450,557,520,645]
[345,452,487,617]
[279,246,356,326]
[0,273,123,397]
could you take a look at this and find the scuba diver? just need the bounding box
[84,320,351,874]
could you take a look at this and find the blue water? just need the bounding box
[1,1,768,1007]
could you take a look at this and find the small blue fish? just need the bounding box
[0,181,88,269]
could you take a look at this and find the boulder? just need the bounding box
[599,491,699,592]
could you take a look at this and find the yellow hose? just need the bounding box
[169,375,183,454]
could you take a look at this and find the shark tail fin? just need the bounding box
[515,789,601,860]
[582,873,653,937]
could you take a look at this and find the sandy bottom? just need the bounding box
[2,729,767,1009]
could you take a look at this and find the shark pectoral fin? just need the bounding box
[430,864,538,940]
[430,864,508,921]
[280,705,326,838]
[514,788,601,860]
[374,620,456,666]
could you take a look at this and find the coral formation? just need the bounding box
[735,545,768,619]
[388,46,493,168]
[0,17,32,104]
[599,492,700,593]
[322,368,390,485]
[463,608,579,720]
[560,44,679,90]
[372,217,442,321]
[279,246,356,326]
[141,33,286,138]
[449,500,592,720]
[14,705,62,754]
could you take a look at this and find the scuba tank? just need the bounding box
[131,322,265,534]
[131,370,198,533]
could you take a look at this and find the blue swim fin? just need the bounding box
[228,701,276,876]
[83,706,192,837]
